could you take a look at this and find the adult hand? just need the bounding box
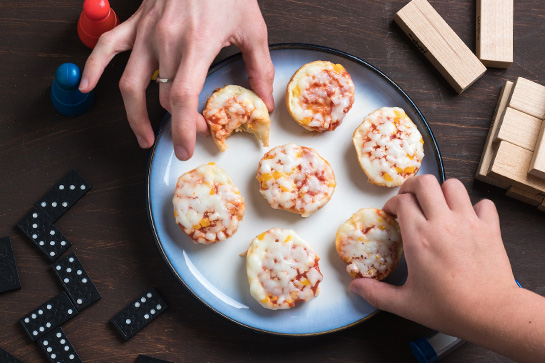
[79,0,275,161]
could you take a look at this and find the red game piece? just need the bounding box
[77,0,119,49]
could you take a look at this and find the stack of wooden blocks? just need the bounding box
[477,78,545,211]
[395,0,513,92]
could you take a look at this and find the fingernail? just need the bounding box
[136,135,149,148]
[175,146,189,161]
[78,77,88,91]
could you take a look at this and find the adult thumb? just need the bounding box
[349,278,403,315]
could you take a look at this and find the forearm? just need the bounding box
[457,288,545,362]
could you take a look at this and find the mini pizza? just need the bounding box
[353,107,424,187]
[172,163,245,244]
[336,208,403,280]
[203,85,270,152]
[286,60,355,132]
[256,143,336,217]
[246,228,323,310]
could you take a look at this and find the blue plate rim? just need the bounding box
[145,43,446,336]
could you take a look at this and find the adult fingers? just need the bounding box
[79,18,138,93]
[398,175,448,219]
[170,48,218,160]
[237,18,275,111]
[441,178,475,214]
[118,23,157,149]
[349,278,405,315]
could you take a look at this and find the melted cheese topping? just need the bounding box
[172,163,245,244]
[336,208,403,280]
[256,143,336,217]
[353,107,424,187]
[246,228,323,310]
[203,85,270,152]
[286,61,355,132]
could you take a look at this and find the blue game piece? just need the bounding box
[50,63,94,117]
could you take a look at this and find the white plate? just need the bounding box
[146,44,444,335]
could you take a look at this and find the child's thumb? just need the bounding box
[349,278,403,314]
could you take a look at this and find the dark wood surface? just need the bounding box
[1,0,544,362]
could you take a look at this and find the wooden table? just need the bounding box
[1,0,544,362]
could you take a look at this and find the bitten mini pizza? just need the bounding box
[256,143,336,217]
[353,107,424,187]
[246,228,323,310]
[172,163,245,244]
[286,60,355,132]
[203,85,270,152]
[336,208,403,280]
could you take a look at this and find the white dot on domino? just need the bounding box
[43,340,49,346]
[62,202,68,207]
[56,332,61,338]
[69,354,74,359]
[82,278,88,283]
[59,185,65,190]
[50,230,55,236]
[60,339,65,344]
[32,223,38,228]
[69,257,74,263]
[77,299,82,305]
[80,185,86,190]
[70,185,75,190]
[144,314,150,319]
[64,278,69,283]
[126,319,131,324]
[41,202,47,207]
[134,302,140,308]
[66,268,72,273]
[52,202,57,207]
[47,347,52,353]
[56,265,62,270]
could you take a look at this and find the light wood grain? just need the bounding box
[493,107,542,151]
[490,141,545,194]
[506,186,544,206]
[529,121,545,179]
[476,81,512,188]
[395,0,487,93]
[476,0,513,68]
[508,77,545,119]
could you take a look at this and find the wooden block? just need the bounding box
[395,0,487,94]
[476,81,513,188]
[493,107,542,151]
[476,0,513,68]
[529,121,545,179]
[489,141,545,194]
[508,77,545,119]
[506,186,544,206]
